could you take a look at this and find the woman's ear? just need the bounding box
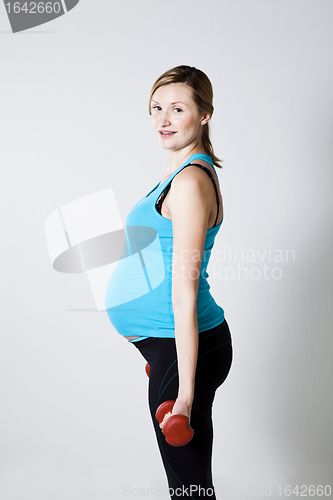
[200,113,211,126]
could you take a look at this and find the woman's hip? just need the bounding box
[132,318,232,381]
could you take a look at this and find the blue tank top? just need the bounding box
[104,153,225,342]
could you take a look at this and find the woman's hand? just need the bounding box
[159,397,193,430]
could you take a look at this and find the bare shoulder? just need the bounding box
[177,159,220,188]
[165,159,223,227]
[166,164,212,225]
[170,159,220,199]
[167,167,210,208]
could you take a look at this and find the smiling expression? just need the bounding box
[150,83,210,153]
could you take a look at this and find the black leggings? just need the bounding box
[132,318,233,499]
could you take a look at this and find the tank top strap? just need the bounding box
[185,153,214,167]
[146,154,214,199]
[160,154,215,189]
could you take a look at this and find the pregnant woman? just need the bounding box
[105,65,233,499]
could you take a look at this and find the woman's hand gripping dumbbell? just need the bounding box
[155,400,194,447]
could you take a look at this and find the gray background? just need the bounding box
[1,1,332,498]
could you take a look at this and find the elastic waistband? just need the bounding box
[132,318,230,349]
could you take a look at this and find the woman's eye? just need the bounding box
[174,108,183,113]
[152,105,161,111]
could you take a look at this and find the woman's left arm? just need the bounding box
[159,168,212,427]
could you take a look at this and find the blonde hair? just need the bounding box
[148,65,223,168]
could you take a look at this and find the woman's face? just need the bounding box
[150,83,209,153]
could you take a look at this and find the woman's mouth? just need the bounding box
[159,131,176,138]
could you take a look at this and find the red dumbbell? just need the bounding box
[145,363,150,378]
[155,400,194,447]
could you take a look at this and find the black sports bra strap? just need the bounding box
[155,162,220,228]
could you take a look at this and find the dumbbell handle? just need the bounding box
[155,400,194,447]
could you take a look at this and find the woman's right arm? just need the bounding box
[160,167,212,425]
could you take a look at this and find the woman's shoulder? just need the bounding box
[166,158,223,227]
[166,162,215,216]
[172,158,220,192]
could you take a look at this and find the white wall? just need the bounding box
[1,1,332,499]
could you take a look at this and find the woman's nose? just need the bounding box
[159,111,171,126]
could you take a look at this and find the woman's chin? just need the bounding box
[159,143,175,151]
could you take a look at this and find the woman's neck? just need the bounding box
[163,146,208,177]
